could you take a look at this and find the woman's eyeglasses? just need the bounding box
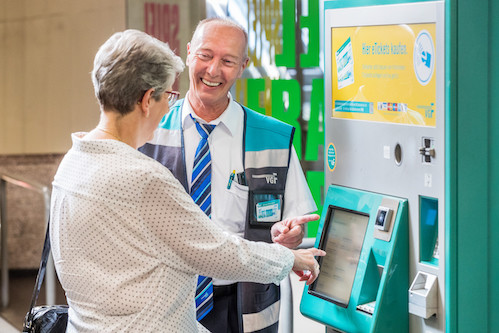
[165,90,180,107]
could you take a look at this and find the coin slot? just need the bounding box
[394,143,402,166]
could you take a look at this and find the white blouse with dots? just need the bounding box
[50,133,294,333]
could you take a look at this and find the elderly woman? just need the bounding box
[49,29,324,332]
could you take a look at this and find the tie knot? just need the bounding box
[193,120,215,139]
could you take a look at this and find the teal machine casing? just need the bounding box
[301,0,447,332]
[301,185,408,332]
[300,0,499,332]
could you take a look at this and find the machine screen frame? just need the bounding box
[308,205,369,307]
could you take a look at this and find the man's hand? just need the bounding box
[271,214,320,249]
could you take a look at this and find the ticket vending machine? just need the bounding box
[301,1,446,332]
[301,185,409,332]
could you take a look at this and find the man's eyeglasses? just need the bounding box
[165,90,180,107]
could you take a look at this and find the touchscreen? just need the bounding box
[309,205,369,307]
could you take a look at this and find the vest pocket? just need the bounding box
[219,182,249,233]
[228,182,249,199]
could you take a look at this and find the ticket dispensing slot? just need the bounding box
[409,271,438,319]
[301,185,408,332]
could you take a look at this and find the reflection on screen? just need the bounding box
[309,206,369,307]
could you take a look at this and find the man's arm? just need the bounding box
[271,214,320,249]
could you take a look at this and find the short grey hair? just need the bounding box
[92,29,184,115]
[190,17,249,60]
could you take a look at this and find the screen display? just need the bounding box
[330,23,437,127]
[309,205,369,307]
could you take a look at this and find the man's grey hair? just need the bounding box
[92,29,184,115]
[190,17,249,60]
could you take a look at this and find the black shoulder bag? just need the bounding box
[22,218,68,333]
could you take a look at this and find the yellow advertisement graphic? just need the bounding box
[331,24,436,126]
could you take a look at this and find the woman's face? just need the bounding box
[147,89,171,141]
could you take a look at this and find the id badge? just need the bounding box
[256,199,281,222]
[250,192,284,227]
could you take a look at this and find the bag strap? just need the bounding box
[24,217,51,330]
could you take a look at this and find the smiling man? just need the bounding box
[140,18,317,333]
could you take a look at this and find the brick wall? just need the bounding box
[0,154,63,269]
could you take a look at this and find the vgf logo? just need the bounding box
[252,173,278,184]
[413,30,435,86]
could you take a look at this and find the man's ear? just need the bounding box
[186,42,192,66]
[242,57,250,70]
[238,57,250,78]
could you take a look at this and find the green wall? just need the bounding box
[448,0,498,331]
[490,1,499,332]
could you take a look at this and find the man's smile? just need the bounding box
[201,78,222,87]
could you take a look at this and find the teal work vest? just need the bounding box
[139,99,295,332]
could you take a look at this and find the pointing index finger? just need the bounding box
[291,214,320,227]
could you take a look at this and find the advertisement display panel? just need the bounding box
[331,24,436,127]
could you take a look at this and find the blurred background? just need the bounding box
[0,0,324,331]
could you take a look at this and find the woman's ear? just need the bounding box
[138,88,155,118]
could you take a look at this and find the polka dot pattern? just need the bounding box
[49,133,294,332]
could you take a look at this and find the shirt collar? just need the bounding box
[181,92,242,137]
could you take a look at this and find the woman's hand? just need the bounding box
[290,248,326,285]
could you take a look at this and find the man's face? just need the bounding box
[186,22,248,113]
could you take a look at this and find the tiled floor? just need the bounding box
[0,317,16,333]
[0,270,67,331]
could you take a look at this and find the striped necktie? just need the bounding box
[190,117,215,321]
